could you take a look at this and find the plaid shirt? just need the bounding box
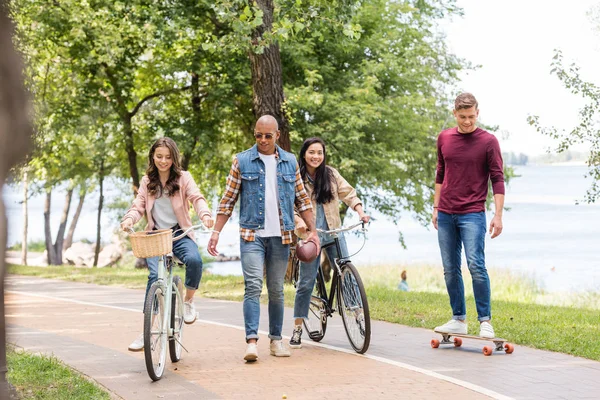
[217,149,312,244]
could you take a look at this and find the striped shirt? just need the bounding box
[217,150,312,244]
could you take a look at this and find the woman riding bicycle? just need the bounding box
[290,137,370,349]
[120,137,214,351]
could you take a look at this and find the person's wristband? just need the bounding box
[433,206,438,209]
[211,230,220,235]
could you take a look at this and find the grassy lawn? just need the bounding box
[7,262,600,361]
[7,346,110,399]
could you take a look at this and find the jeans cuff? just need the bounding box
[245,334,259,342]
[268,334,282,341]
[452,315,466,321]
[478,316,491,322]
[184,284,198,290]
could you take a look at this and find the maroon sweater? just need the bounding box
[436,127,505,214]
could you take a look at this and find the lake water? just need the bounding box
[4,164,600,293]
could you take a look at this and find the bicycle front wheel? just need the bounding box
[337,262,371,353]
[169,275,184,362]
[144,282,168,381]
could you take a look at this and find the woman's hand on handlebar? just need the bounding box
[120,218,133,232]
[202,215,215,229]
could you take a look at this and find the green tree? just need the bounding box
[283,0,465,224]
[528,50,600,203]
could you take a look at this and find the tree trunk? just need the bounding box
[52,188,73,265]
[94,161,104,267]
[63,190,86,251]
[44,191,56,265]
[123,115,140,195]
[249,0,290,151]
[0,7,33,397]
[182,72,201,170]
[21,171,28,265]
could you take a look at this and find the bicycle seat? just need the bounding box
[168,254,185,266]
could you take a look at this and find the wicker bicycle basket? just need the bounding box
[129,229,173,258]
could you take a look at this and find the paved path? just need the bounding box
[5,275,600,399]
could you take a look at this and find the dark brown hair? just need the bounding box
[454,93,478,110]
[146,137,182,197]
[299,137,336,204]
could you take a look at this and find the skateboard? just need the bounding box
[431,330,515,356]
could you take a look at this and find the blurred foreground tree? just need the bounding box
[0,3,33,397]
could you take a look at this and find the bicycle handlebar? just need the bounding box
[172,224,212,241]
[127,224,211,242]
[316,221,367,235]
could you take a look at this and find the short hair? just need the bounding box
[454,93,478,110]
[256,114,279,130]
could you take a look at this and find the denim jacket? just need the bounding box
[237,144,299,232]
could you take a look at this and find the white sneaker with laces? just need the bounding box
[128,333,144,352]
[244,342,258,361]
[479,321,495,338]
[269,340,291,357]
[184,299,197,324]
[434,319,468,335]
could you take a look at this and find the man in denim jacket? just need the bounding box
[208,115,318,361]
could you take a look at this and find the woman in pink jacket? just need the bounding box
[120,137,214,351]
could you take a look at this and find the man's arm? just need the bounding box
[293,165,318,242]
[433,135,444,230]
[489,193,504,239]
[487,136,505,239]
[432,183,442,230]
[207,159,241,256]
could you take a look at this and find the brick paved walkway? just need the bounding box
[6,275,600,399]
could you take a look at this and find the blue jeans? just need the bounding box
[144,235,203,309]
[437,211,491,321]
[240,236,290,342]
[294,233,349,319]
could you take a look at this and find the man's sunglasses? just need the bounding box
[254,133,275,140]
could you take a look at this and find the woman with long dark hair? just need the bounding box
[290,137,370,349]
[120,137,214,351]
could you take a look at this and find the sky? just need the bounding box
[442,0,600,156]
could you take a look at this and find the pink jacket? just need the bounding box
[122,171,211,241]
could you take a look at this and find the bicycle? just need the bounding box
[128,224,207,381]
[292,221,371,354]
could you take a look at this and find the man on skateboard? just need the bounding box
[432,93,505,339]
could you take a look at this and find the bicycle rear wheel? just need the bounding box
[144,282,168,381]
[303,270,328,342]
[337,262,371,353]
[169,275,184,362]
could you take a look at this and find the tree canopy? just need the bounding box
[11,0,470,227]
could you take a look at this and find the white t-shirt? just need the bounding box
[152,191,178,229]
[255,153,281,237]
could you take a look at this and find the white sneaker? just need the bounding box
[244,343,258,361]
[128,333,144,352]
[434,319,468,335]
[269,340,291,357]
[479,321,495,338]
[183,299,197,324]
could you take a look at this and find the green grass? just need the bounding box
[8,240,47,252]
[7,262,600,361]
[7,346,110,400]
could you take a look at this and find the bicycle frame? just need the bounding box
[312,228,356,317]
[156,254,175,340]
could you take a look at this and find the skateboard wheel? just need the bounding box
[453,337,462,347]
[483,346,493,356]
[431,339,440,349]
[504,343,514,354]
